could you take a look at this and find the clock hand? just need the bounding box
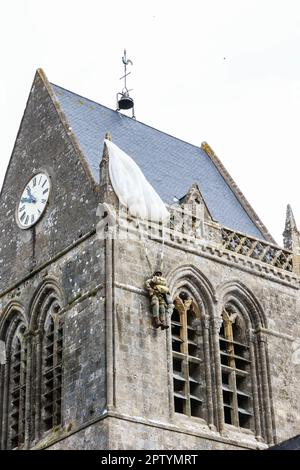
[21,195,37,204]
[25,187,37,203]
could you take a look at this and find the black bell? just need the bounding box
[118,94,134,110]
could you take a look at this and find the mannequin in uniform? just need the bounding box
[145,271,174,329]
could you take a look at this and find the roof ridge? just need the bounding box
[51,83,204,153]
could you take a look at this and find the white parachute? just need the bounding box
[105,139,169,223]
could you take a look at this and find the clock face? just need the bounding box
[17,173,51,229]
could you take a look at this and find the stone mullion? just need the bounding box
[229,369,239,427]
[0,362,3,449]
[7,353,15,448]
[53,319,58,427]
[202,317,214,427]
[183,357,190,416]
[1,358,10,449]
[24,334,31,448]
[34,332,43,439]
[181,312,190,416]
[19,336,27,447]
[224,319,239,427]
[17,350,24,446]
[248,332,262,440]
[28,333,38,444]
[212,318,224,432]
[258,333,273,445]
[54,316,63,428]
[55,318,63,428]
[166,320,175,418]
[264,340,277,444]
[254,337,265,439]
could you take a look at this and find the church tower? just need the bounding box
[0,69,299,450]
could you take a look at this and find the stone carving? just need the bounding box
[174,291,194,317]
[222,305,238,326]
[174,291,202,330]
[221,228,293,272]
[283,204,300,252]
[145,271,174,329]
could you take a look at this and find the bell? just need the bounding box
[118,94,134,110]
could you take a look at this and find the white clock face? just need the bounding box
[17,173,51,229]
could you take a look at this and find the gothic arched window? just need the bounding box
[8,324,27,449]
[219,303,253,429]
[171,292,205,419]
[42,301,63,432]
[217,293,275,444]
[0,311,27,450]
[30,285,64,441]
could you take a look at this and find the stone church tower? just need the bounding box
[0,69,299,450]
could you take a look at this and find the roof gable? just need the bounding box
[51,82,272,242]
[0,70,99,291]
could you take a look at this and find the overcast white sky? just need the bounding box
[1,0,300,245]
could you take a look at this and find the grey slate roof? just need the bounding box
[52,84,265,240]
[269,434,300,450]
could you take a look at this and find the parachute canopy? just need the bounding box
[105,139,170,223]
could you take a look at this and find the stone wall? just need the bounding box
[0,233,106,449]
[107,225,300,449]
[0,71,98,292]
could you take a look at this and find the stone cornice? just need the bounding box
[33,409,267,450]
[117,222,299,289]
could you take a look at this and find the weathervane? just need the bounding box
[116,49,135,119]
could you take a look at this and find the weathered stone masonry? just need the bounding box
[0,69,300,450]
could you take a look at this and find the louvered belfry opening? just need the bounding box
[172,293,204,419]
[220,304,253,429]
[42,303,63,432]
[9,325,27,449]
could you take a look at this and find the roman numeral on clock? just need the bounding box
[18,173,50,228]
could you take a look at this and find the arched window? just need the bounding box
[30,283,64,441]
[171,292,205,419]
[42,301,63,432]
[219,303,253,429]
[217,289,275,444]
[0,310,27,450]
[8,325,27,448]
